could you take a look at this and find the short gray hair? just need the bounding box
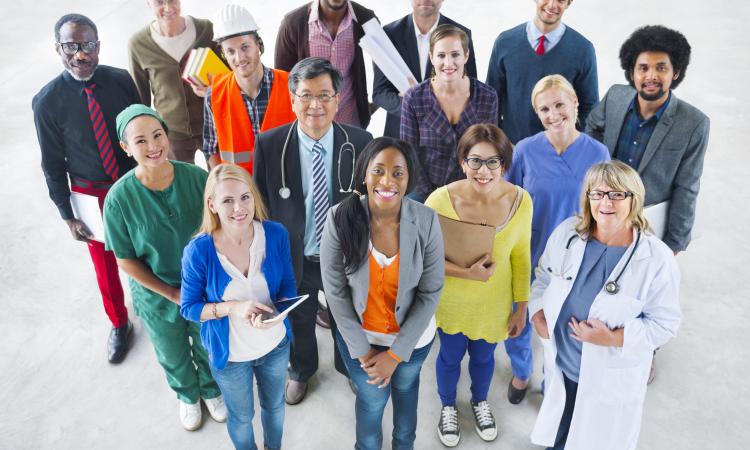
[288,57,343,93]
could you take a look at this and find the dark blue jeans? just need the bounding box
[210,336,290,450]
[337,331,433,450]
[548,374,578,450]
[435,329,498,406]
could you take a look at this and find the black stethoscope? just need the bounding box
[278,120,356,199]
[553,230,642,295]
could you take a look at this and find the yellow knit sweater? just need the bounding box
[425,185,532,343]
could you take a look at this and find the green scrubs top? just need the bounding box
[104,161,208,322]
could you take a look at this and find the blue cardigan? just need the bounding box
[180,220,297,370]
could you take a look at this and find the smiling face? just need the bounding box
[208,178,256,231]
[589,182,633,233]
[120,116,169,169]
[365,147,409,214]
[220,34,262,80]
[291,74,339,138]
[148,0,181,24]
[429,35,468,82]
[534,0,571,29]
[462,141,503,194]
[632,51,678,102]
[534,87,578,134]
[57,22,99,81]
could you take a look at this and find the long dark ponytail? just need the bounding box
[333,137,419,274]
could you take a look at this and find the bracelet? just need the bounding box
[212,303,218,320]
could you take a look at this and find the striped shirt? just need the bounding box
[202,66,274,158]
[307,0,360,127]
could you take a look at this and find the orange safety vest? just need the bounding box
[211,69,296,174]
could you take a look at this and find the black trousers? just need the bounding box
[548,374,579,450]
[288,258,348,381]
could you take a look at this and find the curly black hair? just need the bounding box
[619,25,691,90]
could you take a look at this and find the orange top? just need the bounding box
[211,69,296,173]
[362,252,400,336]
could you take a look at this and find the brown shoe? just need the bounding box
[285,380,308,405]
[316,306,331,329]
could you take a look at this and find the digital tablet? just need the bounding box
[262,294,310,324]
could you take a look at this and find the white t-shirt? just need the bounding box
[217,221,285,362]
[150,15,196,62]
[363,244,436,349]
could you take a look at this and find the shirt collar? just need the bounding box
[309,0,357,24]
[297,122,335,153]
[629,91,672,122]
[526,20,566,44]
[412,14,440,38]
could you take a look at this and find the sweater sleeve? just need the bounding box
[510,191,532,303]
[485,35,506,128]
[274,224,298,302]
[274,15,299,72]
[127,35,152,107]
[575,40,599,129]
[180,237,209,323]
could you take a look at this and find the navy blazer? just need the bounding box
[372,14,477,138]
[586,85,710,251]
[253,121,373,283]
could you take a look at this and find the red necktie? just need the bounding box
[84,83,120,180]
[536,35,546,56]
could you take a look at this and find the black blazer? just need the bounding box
[372,14,477,138]
[254,122,373,283]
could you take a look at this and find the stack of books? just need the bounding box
[181,47,230,85]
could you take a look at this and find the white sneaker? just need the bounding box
[180,400,202,431]
[471,400,498,441]
[203,395,228,423]
[437,405,460,447]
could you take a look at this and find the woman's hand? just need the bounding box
[230,301,275,325]
[361,351,399,388]
[507,302,528,338]
[531,309,550,339]
[569,317,624,347]
[357,347,379,366]
[465,254,497,282]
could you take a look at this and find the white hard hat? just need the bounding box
[213,4,260,41]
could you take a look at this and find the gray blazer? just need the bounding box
[585,84,710,251]
[320,197,444,362]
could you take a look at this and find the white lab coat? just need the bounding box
[529,217,681,450]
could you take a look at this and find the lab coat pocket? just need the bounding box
[598,365,647,405]
[592,293,644,329]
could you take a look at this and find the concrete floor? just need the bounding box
[1,0,748,449]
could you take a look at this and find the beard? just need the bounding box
[638,84,667,102]
[66,66,97,82]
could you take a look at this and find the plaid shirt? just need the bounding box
[400,78,498,196]
[615,92,671,170]
[202,66,274,157]
[308,0,360,127]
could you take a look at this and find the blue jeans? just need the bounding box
[436,329,498,406]
[337,331,433,450]
[210,336,290,450]
[503,304,533,380]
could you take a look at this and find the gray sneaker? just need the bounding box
[438,405,460,447]
[471,400,498,441]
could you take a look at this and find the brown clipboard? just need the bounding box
[437,215,496,268]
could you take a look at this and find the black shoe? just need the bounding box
[507,377,528,405]
[108,320,133,364]
[316,306,331,329]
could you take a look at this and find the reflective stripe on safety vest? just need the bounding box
[218,150,253,165]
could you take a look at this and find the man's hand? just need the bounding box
[187,73,213,98]
[65,218,93,242]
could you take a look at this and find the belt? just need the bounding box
[70,176,115,190]
[305,255,321,263]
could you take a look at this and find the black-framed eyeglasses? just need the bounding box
[291,92,336,104]
[464,157,503,170]
[587,190,633,201]
[57,41,99,55]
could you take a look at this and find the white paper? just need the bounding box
[70,192,106,242]
[645,200,702,242]
[262,294,310,324]
[359,18,415,94]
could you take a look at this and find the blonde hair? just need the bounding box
[530,74,578,111]
[575,160,650,237]
[198,163,268,235]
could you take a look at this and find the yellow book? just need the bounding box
[194,47,229,85]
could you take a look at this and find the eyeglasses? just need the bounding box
[292,92,336,104]
[587,190,633,201]
[57,41,99,55]
[464,157,503,170]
